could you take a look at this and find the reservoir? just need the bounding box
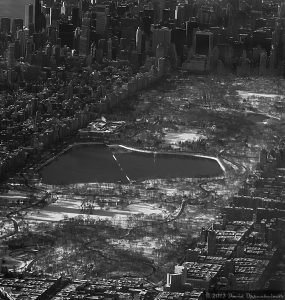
[40,143,224,185]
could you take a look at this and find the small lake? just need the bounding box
[40,144,224,185]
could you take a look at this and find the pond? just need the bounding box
[40,143,224,185]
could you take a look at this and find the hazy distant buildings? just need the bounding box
[182,31,213,73]
[1,17,11,34]
[195,31,213,56]
[96,5,108,34]
[72,7,81,28]
[136,27,143,53]
[12,18,23,35]
[80,17,91,56]
[175,5,185,25]
[34,0,45,32]
[152,26,171,54]
[152,0,165,22]
[24,3,33,28]
[59,22,75,48]
[7,43,15,69]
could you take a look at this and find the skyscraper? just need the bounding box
[175,5,185,25]
[59,22,75,48]
[17,29,26,58]
[152,0,165,22]
[136,27,142,53]
[195,31,213,57]
[96,5,108,34]
[12,19,24,35]
[34,0,42,32]
[72,7,81,28]
[1,18,11,34]
[45,7,52,27]
[51,7,61,26]
[7,43,16,69]
[207,230,216,256]
[80,18,91,56]
[25,3,34,28]
[14,40,21,59]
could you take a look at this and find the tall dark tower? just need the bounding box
[207,230,216,256]
[34,0,42,32]
[72,7,80,28]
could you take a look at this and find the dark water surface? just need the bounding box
[116,151,223,181]
[40,144,224,185]
[40,144,129,185]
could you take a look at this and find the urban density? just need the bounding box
[0,0,285,299]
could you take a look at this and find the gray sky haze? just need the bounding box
[0,0,33,19]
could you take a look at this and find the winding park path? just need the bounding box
[119,175,218,240]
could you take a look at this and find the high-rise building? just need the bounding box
[171,28,186,59]
[207,230,216,256]
[12,19,24,35]
[80,17,91,56]
[32,32,43,50]
[199,6,212,24]
[279,2,285,18]
[79,0,83,20]
[194,31,213,57]
[61,1,66,15]
[34,0,42,32]
[24,27,30,38]
[47,26,58,44]
[107,38,112,59]
[72,7,81,28]
[252,0,262,11]
[136,27,142,53]
[152,26,171,54]
[17,29,26,58]
[151,0,165,22]
[1,18,11,34]
[45,8,52,27]
[166,273,183,292]
[142,16,152,35]
[14,40,21,59]
[96,5,108,34]
[117,5,127,17]
[51,7,61,26]
[7,43,16,69]
[45,43,52,58]
[184,4,193,21]
[144,9,155,24]
[252,29,267,49]
[74,27,81,53]
[186,17,199,46]
[209,26,222,47]
[165,0,177,11]
[24,3,34,28]
[229,0,240,11]
[25,38,34,61]
[59,23,75,48]
[162,9,171,23]
[175,5,185,25]
[45,0,54,8]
